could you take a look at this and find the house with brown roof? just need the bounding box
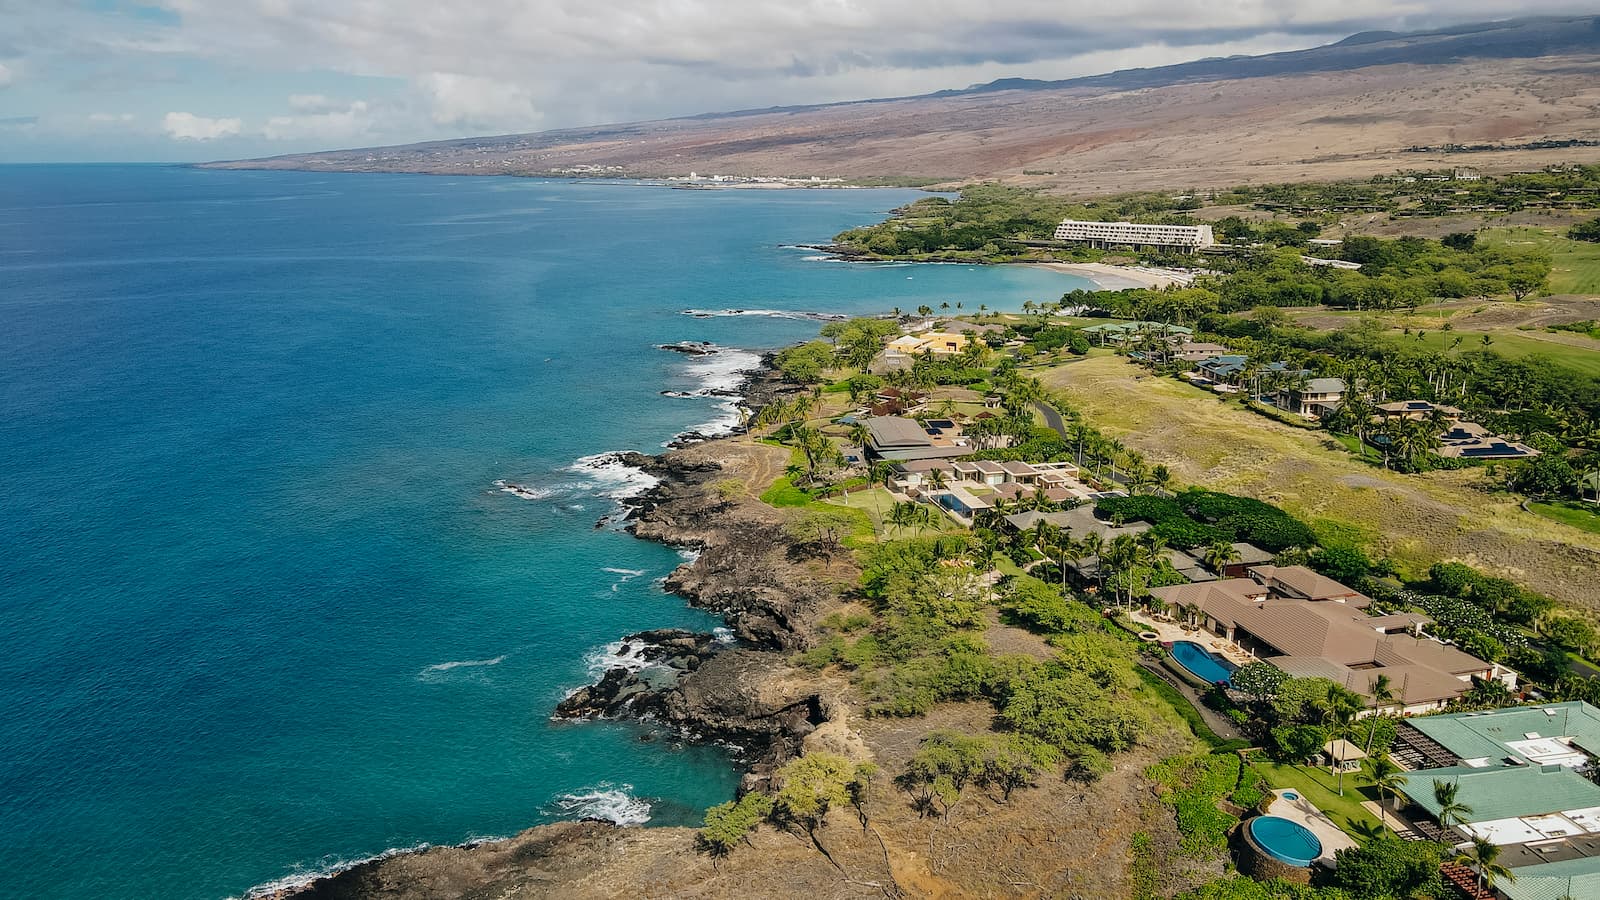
[1220,542,1274,578]
[1376,400,1464,422]
[1151,568,1514,714]
[1249,565,1372,607]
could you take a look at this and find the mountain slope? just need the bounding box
[206,16,1600,192]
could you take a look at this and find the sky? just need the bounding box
[0,1,1596,163]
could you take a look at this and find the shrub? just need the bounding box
[698,792,773,856]
[999,578,1099,634]
[1330,837,1444,899]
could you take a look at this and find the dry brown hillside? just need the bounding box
[211,55,1600,195]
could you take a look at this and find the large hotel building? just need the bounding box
[1052,219,1216,252]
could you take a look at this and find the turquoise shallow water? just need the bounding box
[0,165,1092,898]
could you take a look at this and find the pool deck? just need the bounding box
[1266,788,1358,866]
[1128,610,1258,667]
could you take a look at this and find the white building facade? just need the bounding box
[1053,219,1216,252]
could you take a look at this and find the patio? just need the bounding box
[1127,608,1258,667]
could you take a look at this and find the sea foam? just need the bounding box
[679,307,845,321]
[548,784,652,826]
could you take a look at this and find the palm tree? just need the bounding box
[1151,464,1173,495]
[1314,684,1361,794]
[1181,602,1202,629]
[847,422,871,453]
[1456,837,1516,892]
[1364,674,1396,755]
[927,468,949,491]
[1433,779,1475,841]
[887,501,915,536]
[1365,755,1407,829]
[1202,540,1240,576]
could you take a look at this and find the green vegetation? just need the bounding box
[1147,753,1268,856]
[1098,490,1317,553]
[1226,165,1600,221]
[1529,499,1600,535]
[1399,328,1600,378]
[696,792,773,856]
[698,753,877,859]
[759,475,813,507]
[833,183,1197,261]
[1483,225,1600,295]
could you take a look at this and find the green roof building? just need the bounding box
[1499,857,1600,900]
[1402,764,1600,826]
[1408,702,1600,768]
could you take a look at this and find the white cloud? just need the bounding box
[417,73,542,131]
[137,0,1600,140]
[0,62,12,89]
[287,93,336,113]
[88,112,135,123]
[162,111,242,140]
[262,99,374,141]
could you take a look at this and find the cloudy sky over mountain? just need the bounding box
[2,1,1596,162]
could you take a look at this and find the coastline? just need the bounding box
[260,357,836,899]
[1027,261,1196,290]
[799,242,1195,292]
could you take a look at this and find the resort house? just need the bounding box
[1149,567,1513,714]
[1387,703,1600,894]
[884,331,971,365]
[1376,400,1465,422]
[1053,219,1216,252]
[1436,420,1541,461]
[1277,377,1346,419]
[863,416,971,462]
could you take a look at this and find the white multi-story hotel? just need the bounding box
[1052,219,1216,252]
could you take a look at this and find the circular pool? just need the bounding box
[1246,816,1321,868]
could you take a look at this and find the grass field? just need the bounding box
[1481,226,1600,295]
[1038,355,1600,611]
[1401,328,1600,377]
[1254,760,1384,838]
[1529,500,1600,536]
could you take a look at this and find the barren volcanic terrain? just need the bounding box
[207,17,1600,193]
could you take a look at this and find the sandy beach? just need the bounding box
[1029,261,1196,290]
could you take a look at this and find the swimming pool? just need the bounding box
[1169,640,1237,685]
[1246,816,1322,868]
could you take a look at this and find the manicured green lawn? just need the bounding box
[1400,328,1600,377]
[1529,500,1600,536]
[759,476,813,507]
[1482,226,1600,295]
[1254,759,1384,839]
[826,487,959,539]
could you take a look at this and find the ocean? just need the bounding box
[0,165,1093,898]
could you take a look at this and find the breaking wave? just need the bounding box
[421,655,506,674]
[547,784,652,826]
[569,452,660,501]
[237,844,435,899]
[679,308,846,321]
[584,638,654,679]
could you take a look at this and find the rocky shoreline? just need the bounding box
[267,361,838,898]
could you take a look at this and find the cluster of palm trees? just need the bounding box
[753,392,848,487]
[1323,397,1448,471]
[1012,521,1174,608]
[885,500,939,536]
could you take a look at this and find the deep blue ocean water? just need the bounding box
[0,165,1091,899]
